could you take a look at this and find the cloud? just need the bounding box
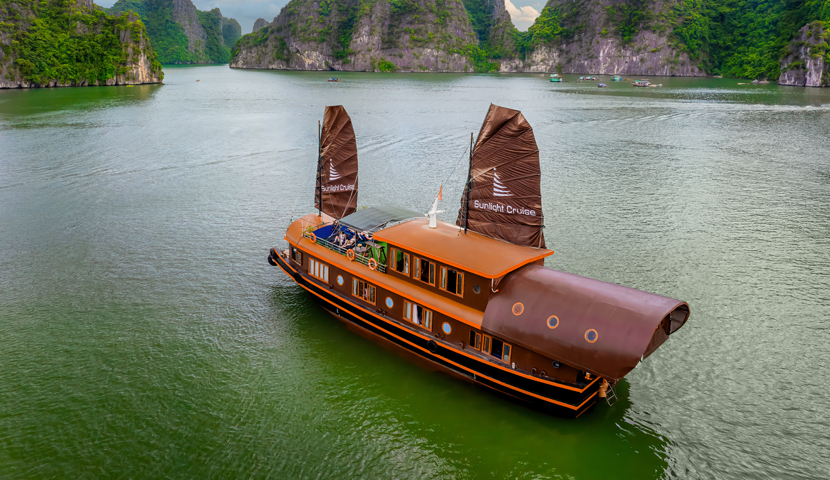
[504,0,540,32]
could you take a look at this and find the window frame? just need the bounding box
[469,331,482,350]
[389,248,410,276]
[308,258,329,282]
[292,247,303,265]
[352,278,376,305]
[502,343,512,363]
[403,300,432,330]
[482,334,492,355]
[413,257,436,286]
[439,266,464,297]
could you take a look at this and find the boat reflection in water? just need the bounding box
[268,104,690,418]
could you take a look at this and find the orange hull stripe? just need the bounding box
[278,248,598,394]
[278,255,597,410]
[297,281,597,410]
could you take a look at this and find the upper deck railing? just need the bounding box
[303,232,387,273]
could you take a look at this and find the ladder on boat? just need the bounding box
[604,384,618,407]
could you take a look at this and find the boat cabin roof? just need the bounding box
[373,218,553,279]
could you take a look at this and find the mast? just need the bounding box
[463,132,473,233]
[317,120,322,217]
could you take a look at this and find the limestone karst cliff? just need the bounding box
[253,18,268,32]
[0,0,163,88]
[230,0,703,75]
[109,0,241,63]
[232,0,482,72]
[778,22,829,87]
[501,0,704,75]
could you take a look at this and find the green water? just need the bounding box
[1,67,829,479]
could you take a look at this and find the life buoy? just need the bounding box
[368,258,378,271]
[309,232,317,244]
[346,249,355,261]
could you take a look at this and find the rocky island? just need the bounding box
[1,0,163,88]
[230,0,830,85]
[108,0,241,64]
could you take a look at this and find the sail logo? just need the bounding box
[473,200,536,216]
[322,183,355,193]
[329,162,342,180]
[323,161,354,192]
[493,168,513,197]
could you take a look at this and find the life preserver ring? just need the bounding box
[346,249,355,261]
[309,232,317,244]
[368,258,378,271]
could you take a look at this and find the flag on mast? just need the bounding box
[437,186,443,201]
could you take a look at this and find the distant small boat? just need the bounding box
[612,75,622,82]
[196,80,200,82]
[328,77,340,82]
[597,83,607,88]
[550,74,563,83]
[632,80,650,87]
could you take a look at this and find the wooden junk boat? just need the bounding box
[268,105,690,418]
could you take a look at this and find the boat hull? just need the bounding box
[269,249,600,418]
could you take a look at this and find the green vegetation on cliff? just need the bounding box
[197,8,238,63]
[0,0,162,85]
[670,0,830,78]
[109,0,240,63]
[109,0,192,63]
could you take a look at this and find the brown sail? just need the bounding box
[315,105,358,219]
[457,104,545,248]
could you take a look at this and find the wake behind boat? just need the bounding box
[268,105,690,418]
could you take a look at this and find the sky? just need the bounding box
[97,0,544,35]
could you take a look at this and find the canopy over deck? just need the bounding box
[482,265,690,382]
[339,206,422,233]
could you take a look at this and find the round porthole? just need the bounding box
[336,275,344,286]
[473,284,481,294]
[385,297,394,309]
[585,329,598,343]
[442,322,452,334]
[547,315,559,329]
[512,302,524,316]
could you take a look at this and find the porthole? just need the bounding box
[473,284,481,294]
[546,315,559,329]
[336,275,344,286]
[512,302,524,316]
[585,329,598,343]
[442,322,452,334]
[385,297,394,309]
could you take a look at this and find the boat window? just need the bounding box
[403,300,432,330]
[389,248,410,275]
[308,259,329,282]
[482,334,491,355]
[439,267,464,296]
[292,247,303,264]
[502,344,511,363]
[491,338,504,359]
[352,278,376,304]
[469,331,481,350]
[414,257,436,286]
